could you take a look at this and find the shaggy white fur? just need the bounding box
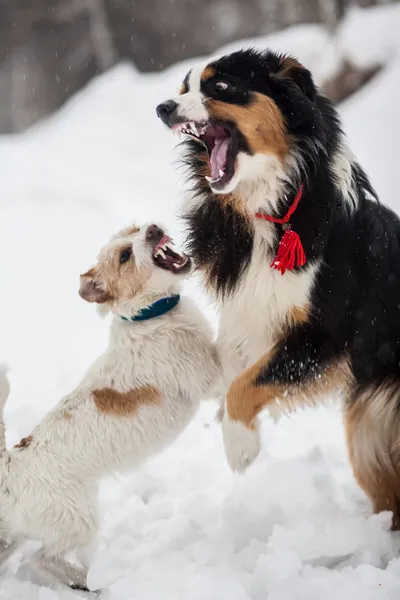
[0,223,220,592]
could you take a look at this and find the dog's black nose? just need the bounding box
[156,100,178,124]
[146,224,164,241]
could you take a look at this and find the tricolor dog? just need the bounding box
[157,48,400,529]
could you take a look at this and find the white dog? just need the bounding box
[0,222,220,591]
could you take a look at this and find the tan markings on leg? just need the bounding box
[14,435,33,449]
[206,95,290,162]
[227,350,352,427]
[92,385,161,416]
[201,66,217,81]
[344,381,400,529]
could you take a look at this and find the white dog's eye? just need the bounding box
[214,81,229,92]
[119,248,132,264]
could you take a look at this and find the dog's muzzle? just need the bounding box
[156,100,178,126]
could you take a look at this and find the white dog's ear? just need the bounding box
[79,272,111,304]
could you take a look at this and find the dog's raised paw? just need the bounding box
[222,416,261,473]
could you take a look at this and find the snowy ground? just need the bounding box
[1,5,400,598]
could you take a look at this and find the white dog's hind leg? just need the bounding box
[32,500,99,591]
[0,538,22,568]
[34,548,90,591]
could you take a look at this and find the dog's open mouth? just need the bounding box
[173,120,237,190]
[152,235,191,274]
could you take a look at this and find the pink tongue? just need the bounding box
[210,138,230,180]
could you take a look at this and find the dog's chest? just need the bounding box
[216,238,317,377]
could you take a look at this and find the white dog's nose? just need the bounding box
[146,224,164,241]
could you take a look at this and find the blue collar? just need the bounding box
[121,294,181,323]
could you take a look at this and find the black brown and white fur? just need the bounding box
[157,49,400,529]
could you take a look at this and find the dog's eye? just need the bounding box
[214,81,230,92]
[119,249,132,264]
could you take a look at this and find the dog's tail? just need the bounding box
[0,365,10,455]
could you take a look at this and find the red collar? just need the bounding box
[254,184,306,275]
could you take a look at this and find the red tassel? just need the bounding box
[270,227,306,275]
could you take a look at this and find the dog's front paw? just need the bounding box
[222,415,261,473]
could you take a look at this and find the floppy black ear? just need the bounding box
[272,55,316,101]
[270,56,317,129]
[282,64,316,102]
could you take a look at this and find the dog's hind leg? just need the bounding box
[345,380,400,530]
[32,495,99,591]
[34,548,90,591]
[0,521,22,568]
[0,538,22,568]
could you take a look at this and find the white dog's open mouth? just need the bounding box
[173,120,237,190]
[152,235,191,274]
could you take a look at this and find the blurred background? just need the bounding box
[0,0,396,133]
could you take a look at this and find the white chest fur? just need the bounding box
[215,230,318,388]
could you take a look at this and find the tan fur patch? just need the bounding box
[345,381,400,529]
[92,385,161,416]
[286,305,310,331]
[201,66,217,81]
[216,186,254,218]
[226,348,352,426]
[14,435,33,449]
[277,56,304,78]
[80,223,149,304]
[206,94,290,163]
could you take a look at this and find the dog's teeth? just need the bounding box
[157,249,166,259]
[219,169,224,178]
[205,176,212,182]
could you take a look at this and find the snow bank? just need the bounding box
[1,5,400,599]
[339,4,400,69]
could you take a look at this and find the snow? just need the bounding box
[338,4,400,69]
[1,5,400,599]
